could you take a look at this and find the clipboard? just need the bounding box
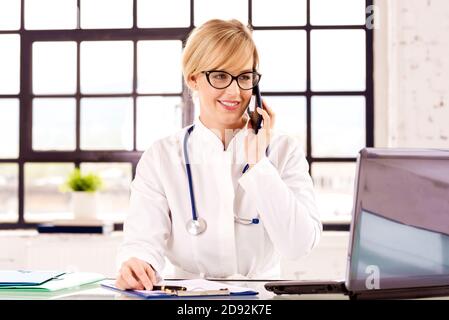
[101,279,258,299]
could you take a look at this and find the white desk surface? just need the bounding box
[0,279,348,300]
[3,279,448,300]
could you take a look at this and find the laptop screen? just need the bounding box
[347,150,449,291]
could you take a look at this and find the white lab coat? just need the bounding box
[117,117,322,279]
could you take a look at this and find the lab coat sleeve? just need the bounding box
[116,143,171,278]
[238,137,322,260]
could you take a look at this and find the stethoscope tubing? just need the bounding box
[183,125,199,221]
[183,124,268,234]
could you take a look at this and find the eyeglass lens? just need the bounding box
[208,71,259,90]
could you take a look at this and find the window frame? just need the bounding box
[0,0,373,231]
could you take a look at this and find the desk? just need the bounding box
[3,280,449,300]
[0,279,347,300]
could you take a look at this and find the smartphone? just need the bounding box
[247,84,263,134]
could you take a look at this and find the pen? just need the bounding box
[152,285,187,292]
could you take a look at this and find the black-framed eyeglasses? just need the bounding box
[201,70,262,90]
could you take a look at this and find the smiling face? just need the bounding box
[188,61,254,131]
[182,19,259,133]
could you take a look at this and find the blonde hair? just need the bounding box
[182,19,259,91]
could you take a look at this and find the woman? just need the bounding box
[115,19,322,290]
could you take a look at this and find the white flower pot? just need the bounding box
[71,192,98,220]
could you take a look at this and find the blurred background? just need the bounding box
[0,0,448,278]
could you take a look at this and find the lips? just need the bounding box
[218,100,240,111]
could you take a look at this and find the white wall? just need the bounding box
[280,232,349,280]
[375,0,449,148]
[0,231,122,278]
[0,231,349,280]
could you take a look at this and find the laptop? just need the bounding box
[265,148,449,299]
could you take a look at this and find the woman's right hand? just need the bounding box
[115,257,158,290]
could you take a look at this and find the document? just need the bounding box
[0,272,105,292]
[0,270,66,286]
[101,279,258,299]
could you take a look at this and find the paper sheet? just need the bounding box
[157,279,255,294]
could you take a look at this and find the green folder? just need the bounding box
[0,272,105,292]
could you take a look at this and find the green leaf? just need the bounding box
[61,168,103,193]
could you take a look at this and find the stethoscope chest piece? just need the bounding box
[186,218,207,236]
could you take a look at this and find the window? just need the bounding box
[0,1,373,229]
[0,1,186,226]
[251,0,373,226]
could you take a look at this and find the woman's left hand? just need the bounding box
[244,99,276,168]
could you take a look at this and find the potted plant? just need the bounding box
[62,168,103,221]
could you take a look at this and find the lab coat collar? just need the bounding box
[192,116,249,152]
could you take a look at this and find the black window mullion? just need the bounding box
[24,29,191,42]
[366,0,374,148]
[248,0,252,26]
[77,0,81,29]
[76,41,81,152]
[17,161,24,225]
[311,157,357,163]
[306,0,312,169]
[24,151,143,162]
[252,25,367,31]
[20,34,32,158]
[75,0,81,174]
[260,91,367,96]
[133,0,137,29]
[183,0,195,125]
[19,29,33,226]
[20,0,24,31]
[133,40,137,152]
[29,93,183,98]
[14,0,25,227]
[132,0,137,157]
[190,0,194,28]
[0,159,19,163]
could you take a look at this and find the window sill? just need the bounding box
[321,215,351,231]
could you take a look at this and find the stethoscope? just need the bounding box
[184,125,265,236]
